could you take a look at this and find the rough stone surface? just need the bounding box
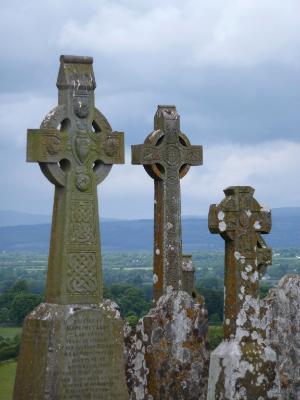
[14,55,128,399]
[182,254,197,298]
[132,106,203,301]
[14,301,128,399]
[264,274,300,400]
[125,289,210,400]
[207,186,281,399]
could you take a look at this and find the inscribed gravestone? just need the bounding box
[13,55,128,400]
[132,105,203,301]
[207,186,280,400]
[127,107,209,400]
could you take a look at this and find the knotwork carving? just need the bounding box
[67,252,97,294]
[70,201,94,243]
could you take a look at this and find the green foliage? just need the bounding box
[208,325,223,350]
[0,279,42,324]
[198,286,224,323]
[106,284,151,321]
[125,314,139,328]
[0,334,20,361]
[10,292,41,324]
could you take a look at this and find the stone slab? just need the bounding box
[207,339,281,400]
[126,289,209,400]
[14,301,128,400]
[264,274,300,400]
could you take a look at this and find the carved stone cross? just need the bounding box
[27,55,124,304]
[208,186,272,339]
[132,106,202,300]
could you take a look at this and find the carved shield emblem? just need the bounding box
[75,136,91,163]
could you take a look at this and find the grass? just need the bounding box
[0,327,21,340]
[0,361,17,400]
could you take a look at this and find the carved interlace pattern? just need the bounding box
[69,201,95,243]
[67,252,97,294]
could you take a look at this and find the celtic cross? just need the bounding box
[132,106,203,301]
[208,186,272,339]
[27,55,124,304]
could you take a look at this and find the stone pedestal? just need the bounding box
[126,289,209,400]
[14,301,128,400]
[264,275,300,400]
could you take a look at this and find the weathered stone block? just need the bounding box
[264,274,300,400]
[126,289,209,400]
[207,339,280,400]
[14,301,128,400]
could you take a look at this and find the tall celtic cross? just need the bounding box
[27,55,124,304]
[132,106,202,301]
[208,186,272,340]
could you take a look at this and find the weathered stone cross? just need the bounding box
[27,55,124,304]
[208,186,272,339]
[132,106,202,300]
[207,188,281,399]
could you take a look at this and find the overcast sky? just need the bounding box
[1,0,300,218]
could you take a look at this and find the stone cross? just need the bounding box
[14,56,128,400]
[208,186,271,339]
[207,186,280,400]
[132,106,203,301]
[27,55,124,304]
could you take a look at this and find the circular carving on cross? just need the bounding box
[103,137,119,157]
[73,97,89,119]
[46,135,61,155]
[76,174,91,192]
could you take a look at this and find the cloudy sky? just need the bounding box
[1,0,300,219]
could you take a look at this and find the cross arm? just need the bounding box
[256,235,272,276]
[208,204,221,234]
[252,209,272,234]
[181,145,203,166]
[131,144,161,165]
[95,131,125,164]
[27,129,67,163]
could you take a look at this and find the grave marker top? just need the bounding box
[27,55,124,305]
[132,106,202,299]
[208,186,272,339]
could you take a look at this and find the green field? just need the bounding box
[0,361,17,400]
[0,327,21,340]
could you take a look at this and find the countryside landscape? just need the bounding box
[1,208,300,399]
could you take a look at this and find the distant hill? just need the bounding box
[0,210,50,227]
[0,207,299,252]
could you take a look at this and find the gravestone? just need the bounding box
[132,105,203,301]
[13,55,128,400]
[207,186,281,400]
[127,107,209,400]
[264,274,300,399]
